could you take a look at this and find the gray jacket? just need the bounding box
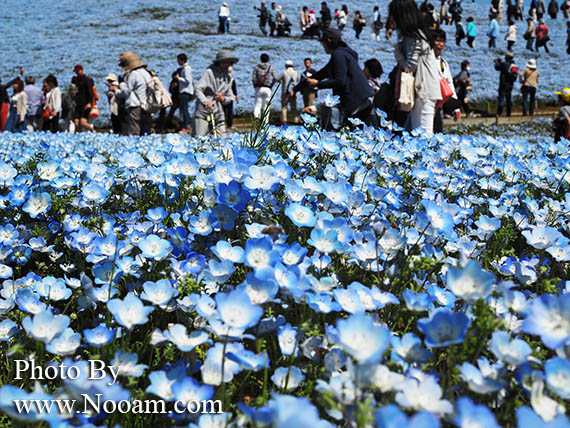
[195,64,235,121]
[395,32,442,102]
[120,68,152,109]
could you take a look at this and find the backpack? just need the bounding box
[138,70,170,114]
[255,67,272,88]
[506,64,519,84]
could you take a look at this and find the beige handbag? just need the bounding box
[398,70,415,112]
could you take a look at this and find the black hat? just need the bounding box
[320,27,342,43]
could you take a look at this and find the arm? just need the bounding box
[317,51,347,90]
[195,69,214,107]
[53,88,62,115]
[17,94,28,122]
[403,37,424,74]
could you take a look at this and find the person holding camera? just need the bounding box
[494,52,517,117]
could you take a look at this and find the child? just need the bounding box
[466,17,476,48]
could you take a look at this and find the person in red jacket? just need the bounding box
[535,19,550,53]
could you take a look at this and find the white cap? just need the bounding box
[285,60,294,66]
[105,72,117,81]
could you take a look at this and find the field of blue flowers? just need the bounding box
[1,0,569,124]
[0,110,568,427]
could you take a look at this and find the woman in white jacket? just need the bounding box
[391,0,441,137]
[505,20,517,51]
[43,74,61,133]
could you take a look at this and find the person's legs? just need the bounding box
[409,98,435,137]
[123,107,141,135]
[281,96,288,124]
[49,114,60,132]
[529,86,536,116]
[140,109,152,135]
[507,40,514,50]
[290,96,298,122]
[194,117,210,135]
[522,87,528,115]
[253,88,263,118]
[179,92,191,130]
[497,87,505,116]
[506,88,513,116]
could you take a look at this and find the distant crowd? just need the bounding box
[1,0,570,140]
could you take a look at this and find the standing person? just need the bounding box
[488,13,500,48]
[293,58,317,108]
[320,2,332,27]
[279,60,298,125]
[252,53,279,121]
[466,17,476,47]
[300,6,309,32]
[553,87,570,141]
[1,68,23,132]
[391,0,441,137]
[449,0,463,25]
[218,2,230,34]
[175,53,195,133]
[5,80,27,133]
[562,0,570,18]
[494,52,517,117]
[353,11,366,39]
[454,60,472,116]
[363,59,384,93]
[371,7,382,40]
[505,19,517,50]
[118,51,153,136]
[548,0,559,18]
[223,66,238,130]
[455,17,466,46]
[193,50,238,136]
[440,0,451,25]
[105,73,122,134]
[42,75,61,133]
[535,19,550,52]
[536,0,546,18]
[566,20,570,54]
[24,76,44,131]
[336,5,348,31]
[519,58,539,116]
[71,64,94,132]
[87,78,100,128]
[61,84,77,132]
[304,28,375,129]
[254,1,269,35]
[268,2,278,36]
[524,17,536,50]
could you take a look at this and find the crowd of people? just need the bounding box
[1,0,570,139]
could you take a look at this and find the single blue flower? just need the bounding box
[522,293,570,349]
[336,314,391,364]
[284,203,317,228]
[141,279,178,306]
[417,308,471,348]
[22,192,51,218]
[217,180,251,211]
[545,357,570,399]
[137,234,173,260]
[107,292,154,329]
[83,324,116,347]
[446,260,495,303]
[215,290,263,330]
[22,310,70,344]
[454,397,501,428]
[271,366,305,392]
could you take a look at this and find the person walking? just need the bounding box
[440,0,451,25]
[292,58,317,108]
[304,28,375,129]
[279,60,298,125]
[24,76,44,131]
[61,84,77,132]
[519,58,539,116]
[174,53,195,133]
[105,73,122,134]
[320,2,332,27]
[252,53,279,121]
[548,0,559,18]
[455,17,466,46]
[391,0,441,137]
[535,19,550,52]
[42,74,61,133]
[536,0,546,18]
[254,1,269,35]
[353,11,366,39]
[71,64,94,132]
[194,50,238,136]
[494,51,517,117]
[524,17,536,50]
[449,0,463,25]
[466,17,476,47]
[371,6,382,40]
[454,60,472,117]
[218,2,230,33]
[488,13,500,48]
[505,19,517,50]
[5,80,27,133]
[268,2,278,36]
[118,52,153,136]
[336,5,348,31]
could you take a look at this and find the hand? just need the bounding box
[86,103,92,110]
[214,92,225,102]
[235,95,240,104]
[289,90,295,97]
[453,111,461,121]
[306,78,319,87]
[173,74,179,80]
[205,102,214,110]
[302,106,312,114]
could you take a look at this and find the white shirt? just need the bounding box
[45,87,62,116]
[219,5,230,17]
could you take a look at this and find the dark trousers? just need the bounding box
[218,16,228,33]
[123,106,152,136]
[489,36,496,48]
[536,39,550,52]
[179,92,192,129]
[43,114,60,132]
[497,86,513,116]
[507,40,515,50]
[521,86,536,116]
[223,101,234,128]
[467,36,475,47]
[526,37,535,50]
[355,26,364,39]
[111,114,122,134]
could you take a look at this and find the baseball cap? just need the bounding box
[285,60,294,66]
[73,64,83,73]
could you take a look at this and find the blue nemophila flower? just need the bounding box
[146,370,177,401]
[237,273,279,304]
[215,289,263,330]
[489,331,531,366]
[267,394,333,428]
[145,207,168,223]
[544,357,570,399]
[454,397,501,428]
[278,323,298,356]
[201,342,244,385]
[83,324,116,347]
[107,292,154,329]
[162,324,210,352]
[421,199,457,240]
[111,350,147,377]
[0,264,12,280]
[402,289,434,312]
[137,234,173,260]
[284,202,317,228]
[522,293,570,349]
[390,333,433,366]
[244,165,280,191]
[0,163,17,185]
[546,240,570,262]
[417,308,471,348]
[211,240,244,263]
[226,350,269,371]
[445,260,495,303]
[306,293,342,313]
[22,192,51,218]
[516,406,570,428]
[458,360,503,394]
[92,261,123,285]
[244,236,280,280]
[45,327,81,355]
[0,385,62,424]
[336,314,391,364]
[217,180,251,211]
[210,204,238,231]
[271,366,305,392]
[141,279,178,306]
[0,319,19,341]
[172,376,214,412]
[81,182,110,204]
[395,371,453,415]
[22,310,70,344]
[376,404,441,428]
[522,226,565,250]
[15,288,46,314]
[308,228,341,254]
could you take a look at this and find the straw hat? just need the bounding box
[118,51,147,72]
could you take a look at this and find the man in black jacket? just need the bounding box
[494,52,516,117]
[320,2,332,27]
[305,28,375,129]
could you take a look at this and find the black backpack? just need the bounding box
[506,64,519,84]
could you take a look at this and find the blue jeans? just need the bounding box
[179,92,192,129]
[5,107,25,132]
[521,86,536,116]
[218,16,228,33]
[497,86,513,116]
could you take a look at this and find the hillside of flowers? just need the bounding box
[0,117,569,427]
